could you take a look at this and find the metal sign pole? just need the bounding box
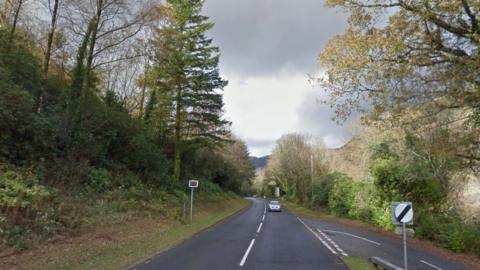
[190,188,194,223]
[403,221,408,270]
[392,201,413,270]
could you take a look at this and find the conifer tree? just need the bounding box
[149,0,229,182]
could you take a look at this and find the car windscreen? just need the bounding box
[270,201,279,204]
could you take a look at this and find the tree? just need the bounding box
[3,0,27,49]
[219,136,255,193]
[318,0,480,167]
[264,134,329,204]
[37,0,61,112]
[64,0,154,145]
[148,0,229,183]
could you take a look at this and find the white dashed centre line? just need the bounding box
[257,222,263,233]
[262,214,265,221]
[239,239,255,266]
[421,260,444,270]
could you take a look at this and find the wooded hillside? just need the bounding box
[0,0,254,251]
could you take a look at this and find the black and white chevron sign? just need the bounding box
[394,202,413,224]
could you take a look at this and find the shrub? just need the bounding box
[369,157,404,202]
[370,149,445,217]
[83,167,112,194]
[198,180,223,195]
[370,199,395,230]
[313,174,335,208]
[327,172,358,217]
[416,210,480,255]
[0,166,51,214]
[348,181,375,222]
[0,166,58,249]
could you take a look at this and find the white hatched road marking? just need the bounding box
[257,222,263,233]
[421,260,444,270]
[239,239,255,266]
[317,229,348,256]
[322,229,381,246]
[297,217,338,255]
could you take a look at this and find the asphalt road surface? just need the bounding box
[129,198,347,270]
[128,198,473,270]
[302,218,472,270]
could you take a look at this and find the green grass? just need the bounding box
[72,199,249,270]
[281,200,332,220]
[5,197,249,270]
[342,256,377,270]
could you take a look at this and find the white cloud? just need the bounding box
[224,71,314,156]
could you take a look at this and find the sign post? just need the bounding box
[391,202,413,270]
[188,180,199,223]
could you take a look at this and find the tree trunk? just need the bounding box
[138,67,148,119]
[7,0,24,50]
[83,0,103,94]
[173,82,183,183]
[37,0,60,113]
[66,20,93,144]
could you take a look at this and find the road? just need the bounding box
[128,198,473,270]
[302,218,473,270]
[128,198,347,270]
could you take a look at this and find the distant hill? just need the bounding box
[251,155,270,169]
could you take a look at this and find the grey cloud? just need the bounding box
[203,0,348,76]
[294,91,355,148]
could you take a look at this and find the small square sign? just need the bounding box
[188,180,199,188]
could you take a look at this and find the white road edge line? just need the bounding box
[317,229,348,256]
[421,260,444,270]
[297,217,338,256]
[239,239,255,266]
[322,229,381,246]
[257,222,263,233]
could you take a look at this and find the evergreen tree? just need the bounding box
[149,0,229,182]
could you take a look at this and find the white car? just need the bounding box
[268,200,282,212]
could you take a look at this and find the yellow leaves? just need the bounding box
[324,0,347,8]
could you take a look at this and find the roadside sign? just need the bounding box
[188,180,199,223]
[391,202,413,225]
[394,202,413,224]
[391,201,413,270]
[188,180,199,188]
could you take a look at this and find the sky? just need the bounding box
[202,0,351,157]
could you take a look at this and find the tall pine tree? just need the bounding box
[149,0,229,183]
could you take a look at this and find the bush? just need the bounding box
[369,157,404,202]
[198,180,223,195]
[312,174,335,207]
[0,166,61,249]
[349,181,375,222]
[416,210,480,255]
[0,166,51,213]
[83,167,112,194]
[328,172,358,217]
[370,199,395,230]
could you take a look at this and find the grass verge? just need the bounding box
[0,196,249,270]
[342,257,377,270]
[282,200,334,220]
